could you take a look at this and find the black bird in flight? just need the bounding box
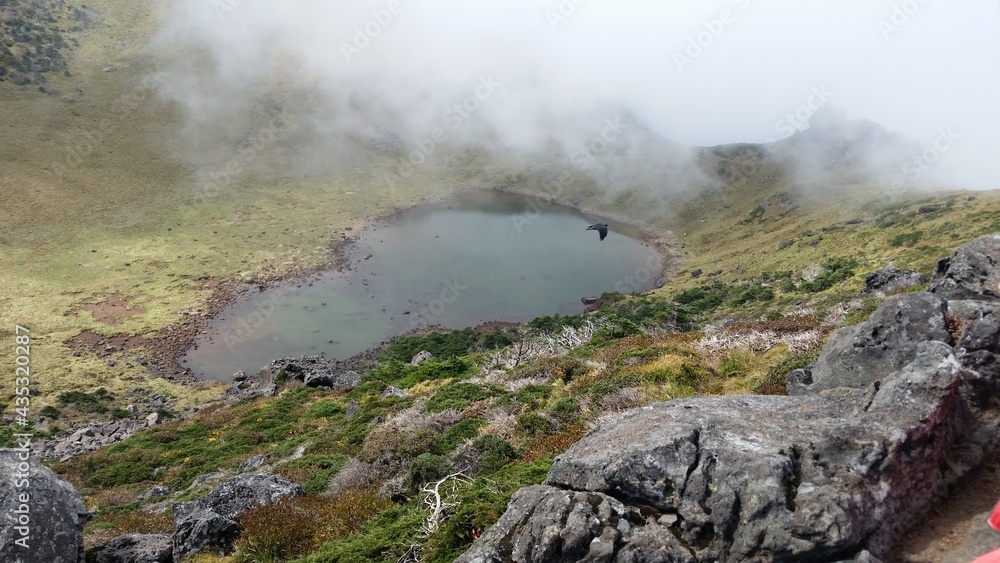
[587,223,609,241]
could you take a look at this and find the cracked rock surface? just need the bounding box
[457,234,1000,563]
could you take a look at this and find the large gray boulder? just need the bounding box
[927,233,1000,300]
[459,343,980,562]
[95,534,172,563]
[172,473,302,560]
[0,449,90,563]
[788,292,950,395]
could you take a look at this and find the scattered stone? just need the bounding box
[380,386,412,399]
[410,350,433,365]
[103,65,117,72]
[861,268,927,296]
[918,205,942,214]
[346,400,359,420]
[138,485,170,502]
[171,509,239,562]
[690,268,703,278]
[845,218,864,224]
[94,534,172,563]
[146,412,160,426]
[237,454,270,472]
[232,371,247,382]
[304,370,360,389]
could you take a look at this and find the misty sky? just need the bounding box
[155,0,1000,189]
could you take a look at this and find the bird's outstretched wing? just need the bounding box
[587,223,609,241]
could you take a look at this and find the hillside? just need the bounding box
[0,2,999,562]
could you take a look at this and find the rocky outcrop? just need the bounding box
[0,450,90,563]
[259,354,374,391]
[786,292,950,395]
[94,534,172,563]
[172,473,302,561]
[458,234,1000,563]
[35,419,149,462]
[927,233,1000,300]
[861,267,927,296]
[410,350,433,365]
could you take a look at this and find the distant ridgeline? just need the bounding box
[0,0,96,86]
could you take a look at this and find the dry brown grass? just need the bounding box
[521,425,588,462]
[234,487,392,562]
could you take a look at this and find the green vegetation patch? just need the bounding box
[425,382,505,413]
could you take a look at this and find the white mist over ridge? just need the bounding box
[152,0,1000,190]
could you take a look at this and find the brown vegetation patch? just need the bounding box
[521,425,588,462]
[75,294,148,325]
[234,487,392,561]
[66,331,149,357]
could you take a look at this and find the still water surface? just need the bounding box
[183,191,662,380]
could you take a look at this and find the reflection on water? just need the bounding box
[183,190,662,380]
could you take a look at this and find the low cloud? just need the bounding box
[150,0,1000,191]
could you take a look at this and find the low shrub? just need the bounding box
[379,329,480,363]
[426,383,503,413]
[438,418,486,453]
[404,453,452,493]
[800,257,859,293]
[272,454,349,495]
[754,353,818,395]
[548,397,580,424]
[471,435,519,475]
[236,488,392,563]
